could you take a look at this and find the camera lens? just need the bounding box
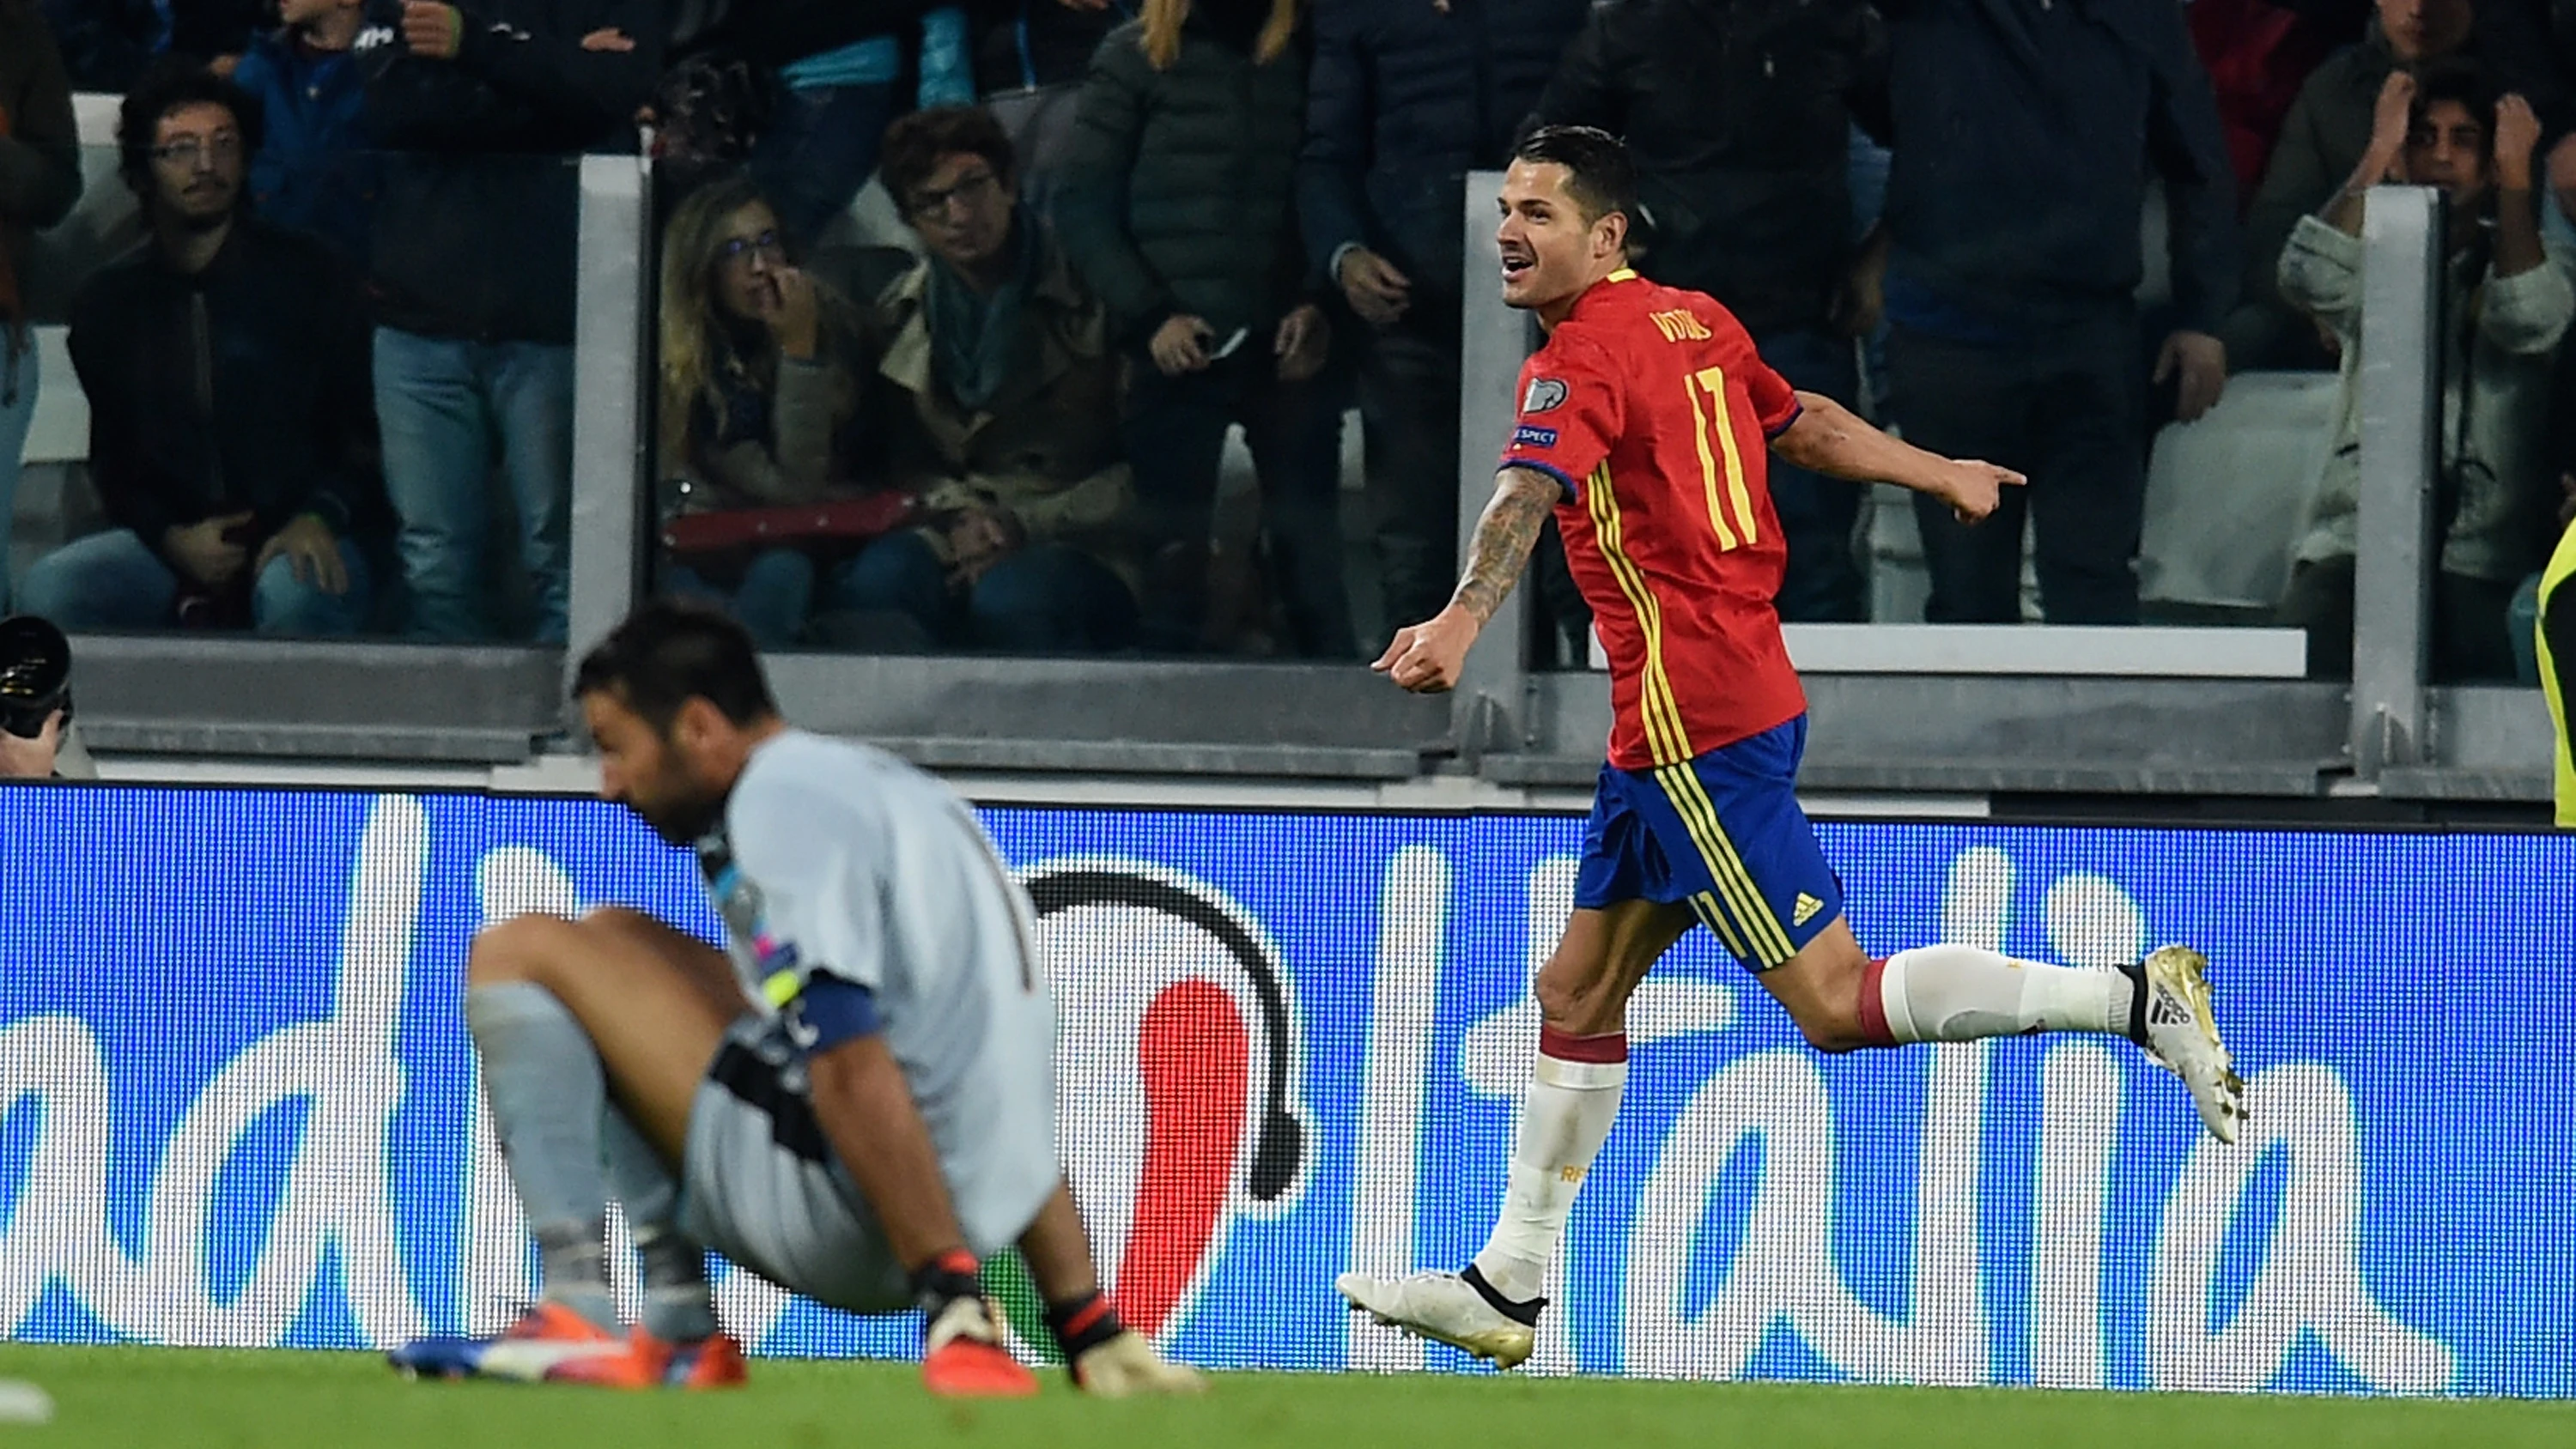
[0,615,72,740]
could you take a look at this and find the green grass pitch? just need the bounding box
[1,1345,2570,1448]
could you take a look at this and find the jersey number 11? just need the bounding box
[1686,366,1761,553]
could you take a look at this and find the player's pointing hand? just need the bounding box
[1374,606,1480,694]
[1940,459,2024,525]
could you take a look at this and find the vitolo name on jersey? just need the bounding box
[1649,309,1713,343]
[0,791,2557,1397]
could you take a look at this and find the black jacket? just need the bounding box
[673,0,949,67]
[3,0,83,340]
[1298,0,1593,328]
[68,220,381,573]
[36,0,158,91]
[1529,0,1886,339]
[1879,0,2239,336]
[2478,0,2576,140]
[356,0,661,344]
[968,0,1123,92]
[1055,15,1312,344]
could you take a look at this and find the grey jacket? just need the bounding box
[2280,212,2576,582]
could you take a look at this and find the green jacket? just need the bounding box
[863,227,1138,585]
[1053,16,1311,346]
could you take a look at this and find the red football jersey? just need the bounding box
[1499,270,1807,770]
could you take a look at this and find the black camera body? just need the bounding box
[0,615,73,740]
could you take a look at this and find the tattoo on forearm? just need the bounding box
[1449,471,1558,625]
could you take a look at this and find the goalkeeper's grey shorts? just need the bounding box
[675,1015,911,1313]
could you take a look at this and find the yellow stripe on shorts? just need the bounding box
[1653,764,1795,966]
[1689,890,1752,963]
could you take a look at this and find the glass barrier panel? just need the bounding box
[638,147,1388,665]
[12,144,592,648]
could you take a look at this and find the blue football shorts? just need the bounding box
[1571,714,1844,971]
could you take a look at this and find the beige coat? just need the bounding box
[865,230,1138,588]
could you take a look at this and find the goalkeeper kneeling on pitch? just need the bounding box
[388,602,1201,1398]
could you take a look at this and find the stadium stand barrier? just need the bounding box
[9,122,2555,816]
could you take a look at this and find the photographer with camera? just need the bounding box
[0,614,93,781]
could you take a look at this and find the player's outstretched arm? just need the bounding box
[1373,466,1559,693]
[1771,392,2024,524]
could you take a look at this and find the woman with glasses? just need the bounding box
[1054,0,1354,658]
[657,174,872,647]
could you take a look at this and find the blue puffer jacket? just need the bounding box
[231,29,377,270]
[1297,0,1594,323]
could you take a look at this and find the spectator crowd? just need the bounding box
[1,0,2573,686]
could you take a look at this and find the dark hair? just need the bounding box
[2409,58,2500,155]
[879,106,1018,215]
[117,58,262,198]
[573,600,778,731]
[1512,125,1638,230]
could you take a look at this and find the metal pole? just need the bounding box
[1450,170,1535,757]
[2349,185,2443,776]
[562,153,650,716]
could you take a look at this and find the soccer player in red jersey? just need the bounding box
[1338,127,2245,1369]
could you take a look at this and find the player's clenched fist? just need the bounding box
[1937,459,2025,524]
[1374,605,1480,694]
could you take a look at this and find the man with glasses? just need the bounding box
[825,105,1139,653]
[15,63,380,636]
[355,0,659,642]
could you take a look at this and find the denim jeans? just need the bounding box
[1759,329,1865,622]
[1123,351,1355,658]
[663,549,817,649]
[1888,309,2147,624]
[749,82,899,247]
[0,336,36,611]
[834,532,1137,652]
[374,328,573,642]
[17,527,374,634]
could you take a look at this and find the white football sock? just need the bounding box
[1870,943,2134,1043]
[1472,1029,1626,1304]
